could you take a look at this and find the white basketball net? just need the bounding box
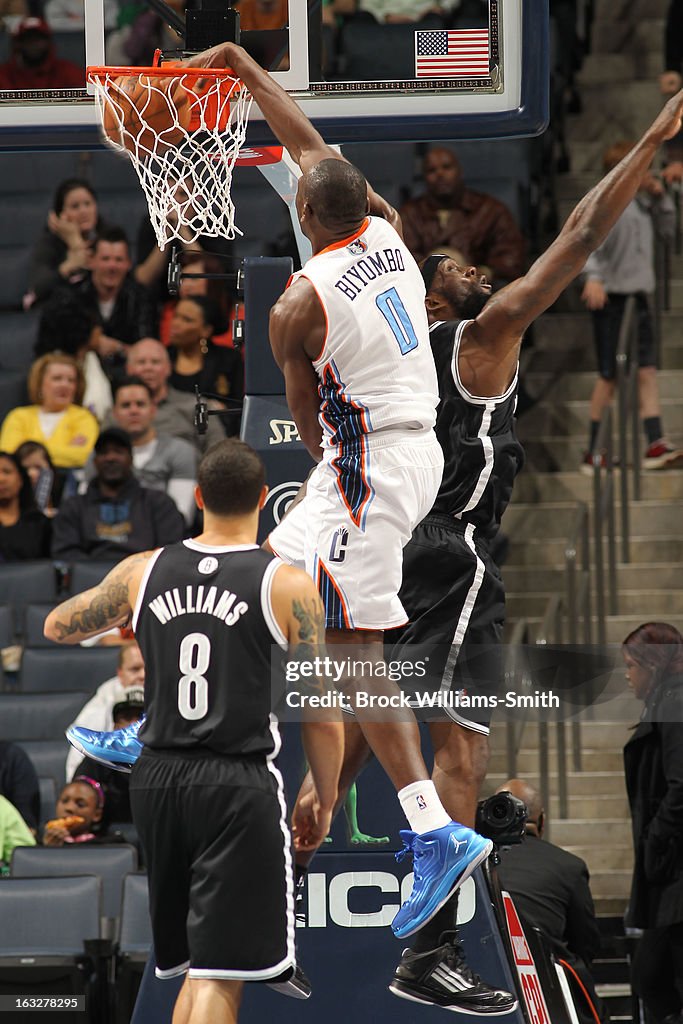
[89,69,253,247]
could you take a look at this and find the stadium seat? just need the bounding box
[0,604,14,648]
[38,775,57,829]
[0,310,40,371]
[0,875,102,1022]
[116,873,152,1022]
[0,370,28,423]
[0,691,90,741]
[69,561,120,595]
[0,246,32,310]
[11,845,139,923]
[17,739,70,789]
[18,647,119,693]
[23,603,59,647]
[0,561,58,606]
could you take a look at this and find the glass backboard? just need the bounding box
[0,0,548,150]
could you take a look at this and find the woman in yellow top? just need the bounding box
[0,353,99,469]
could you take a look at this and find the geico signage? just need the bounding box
[269,419,301,445]
[300,872,476,928]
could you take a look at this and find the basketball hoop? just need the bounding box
[87,63,253,247]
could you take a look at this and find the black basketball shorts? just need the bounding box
[386,514,506,733]
[129,748,295,981]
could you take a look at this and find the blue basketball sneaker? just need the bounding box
[392,823,493,939]
[66,716,145,774]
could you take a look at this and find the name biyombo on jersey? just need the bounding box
[334,248,406,301]
[148,586,248,626]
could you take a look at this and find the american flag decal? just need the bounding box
[415,28,490,78]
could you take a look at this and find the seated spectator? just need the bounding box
[106,0,186,67]
[70,687,145,823]
[84,376,197,525]
[0,451,51,560]
[0,353,98,470]
[60,227,158,376]
[0,794,35,872]
[399,147,527,287]
[28,178,105,307]
[0,740,40,834]
[51,426,184,562]
[124,338,226,454]
[159,255,236,349]
[495,778,606,1024]
[44,0,118,32]
[237,0,288,30]
[169,296,243,416]
[355,0,445,24]
[15,440,70,517]
[42,776,123,846]
[34,291,113,422]
[0,18,85,92]
[65,642,144,782]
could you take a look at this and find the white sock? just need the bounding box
[398,780,452,834]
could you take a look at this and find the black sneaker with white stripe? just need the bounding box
[390,932,517,1015]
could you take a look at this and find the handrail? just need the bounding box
[590,407,618,645]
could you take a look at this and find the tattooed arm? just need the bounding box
[271,563,344,850]
[44,551,156,644]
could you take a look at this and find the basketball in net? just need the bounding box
[89,65,253,245]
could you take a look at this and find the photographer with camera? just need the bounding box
[495,779,607,1024]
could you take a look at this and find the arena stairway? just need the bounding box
[490,3,675,1018]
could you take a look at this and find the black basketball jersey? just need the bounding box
[133,541,286,757]
[428,319,524,539]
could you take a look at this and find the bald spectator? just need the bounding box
[84,376,197,524]
[51,427,184,563]
[65,643,144,782]
[495,778,605,1024]
[124,338,226,455]
[399,147,527,287]
[0,17,85,91]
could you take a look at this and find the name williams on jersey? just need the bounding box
[334,247,406,301]
[148,585,248,626]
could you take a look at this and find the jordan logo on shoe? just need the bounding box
[450,835,468,854]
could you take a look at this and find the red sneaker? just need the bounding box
[643,440,683,470]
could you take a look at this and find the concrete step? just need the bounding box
[517,436,683,472]
[504,501,683,539]
[566,82,662,144]
[595,895,631,916]
[534,311,683,349]
[552,819,631,846]
[565,843,633,870]
[488,748,626,773]
[547,793,631,818]
[506,588,683,619]
[511,469,683,503]
[483,770,629,798]
[502,561,683,593]
[590,17,665,58]
[506,534,683,567]
[521,398,683,439]
[576,53,635,85]
[516,613,683,644]
[527,369,683,402]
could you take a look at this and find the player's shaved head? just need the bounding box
[303,159,368,230]
[197,438,265,517]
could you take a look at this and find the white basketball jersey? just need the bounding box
[294,216,439,449]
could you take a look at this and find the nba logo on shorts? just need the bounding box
[416,794,427,810]
[329,527,349,563]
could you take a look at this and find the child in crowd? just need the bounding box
[42,776,123,847]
